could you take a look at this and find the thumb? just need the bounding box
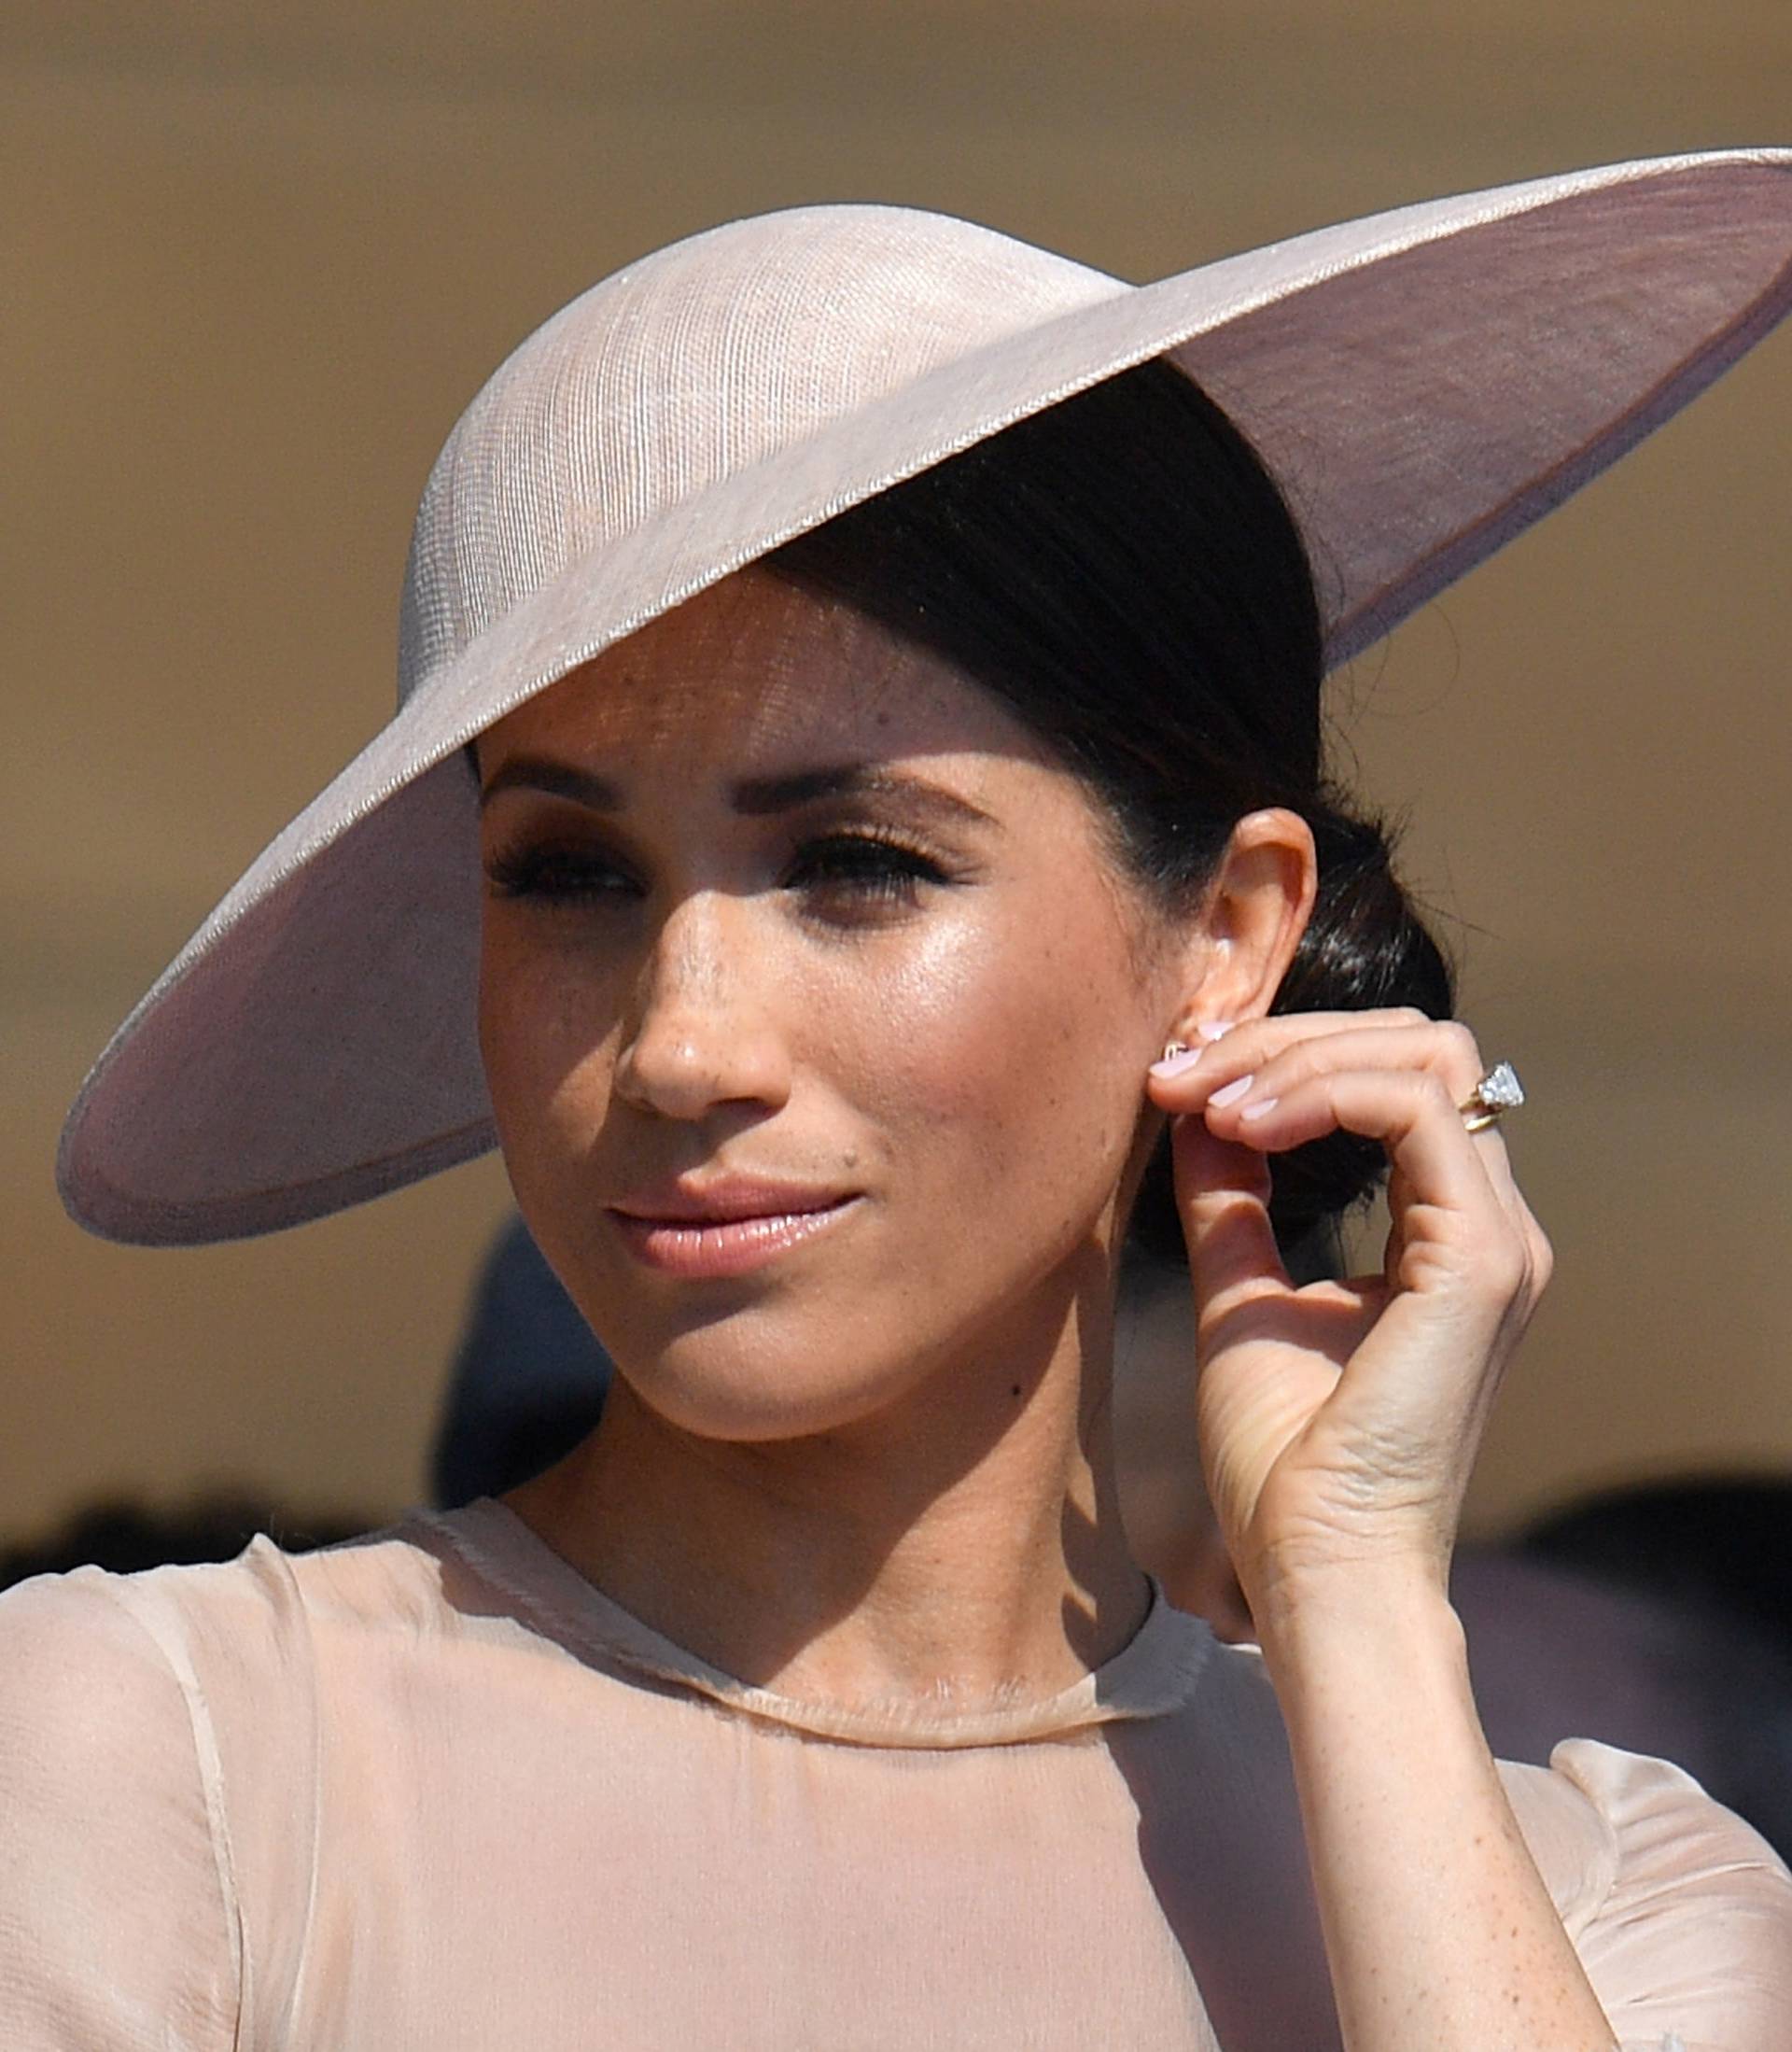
[1171,1113,1289,1323]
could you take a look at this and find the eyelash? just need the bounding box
[790,831,950,908]
[483,842,636,904]
[483,830,953,915]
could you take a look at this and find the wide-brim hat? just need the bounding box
[59,148,1792,1245]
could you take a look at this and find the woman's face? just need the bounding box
[475,567,1202,1444]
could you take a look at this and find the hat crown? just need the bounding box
[397,204,1124,706]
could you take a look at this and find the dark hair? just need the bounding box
[767,359,1452,1260]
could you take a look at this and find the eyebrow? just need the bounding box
[478,759,622,812]
[479,756,1001,833]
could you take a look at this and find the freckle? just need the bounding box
[1010,1384,1022,1399]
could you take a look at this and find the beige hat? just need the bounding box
[58,149,1792,1244]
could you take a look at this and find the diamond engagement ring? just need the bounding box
[1460,1061,1524,1134]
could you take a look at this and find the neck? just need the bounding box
[501,1284,1151,1713]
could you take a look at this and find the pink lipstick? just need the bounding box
[609,1177,859,1280]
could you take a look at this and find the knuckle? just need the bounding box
[1438,1019,1481,1069]
[1413,1071,1455,1116]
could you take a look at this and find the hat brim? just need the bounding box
[60,148,1792,1244]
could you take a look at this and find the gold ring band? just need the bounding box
[1460,1061,1524,1133]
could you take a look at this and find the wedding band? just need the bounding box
[1460,1061,1524,1133]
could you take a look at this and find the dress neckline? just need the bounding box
[411,1496,1216,1750]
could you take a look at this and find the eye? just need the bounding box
[785,831,951,913]
[483,837,640,906]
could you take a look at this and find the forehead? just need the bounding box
[480,565,1053,780]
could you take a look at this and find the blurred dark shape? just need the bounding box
[1451,1547,1792,1860]
[430,1214,612,1510]
[1519,1475,1792,1657]
[0,1495,371,1592]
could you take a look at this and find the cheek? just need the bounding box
[849,889,1149,1220]
[478,923,618,1168]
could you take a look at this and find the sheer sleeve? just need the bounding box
[0,1570,241,2051]
[1511,1736,1792,2052]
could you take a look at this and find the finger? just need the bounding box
[1156,1017,1526,1208]
[1204,1065,1505,1236]
[1340,1112,1544,1319]
[1147,1007,1435,1093]
[1154,1016,1483,1110]
[1211,1071,1544,1383]
[1170,1115,1290,1327]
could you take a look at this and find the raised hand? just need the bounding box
[1151,1014,1624,2051]
[1146,1009,1549,1624]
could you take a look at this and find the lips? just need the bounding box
[607,1176,861,1279]
[610,1175,851,1226]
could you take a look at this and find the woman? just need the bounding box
[10,152,1792,2049]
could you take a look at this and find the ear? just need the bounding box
[1169,808,1316,1034]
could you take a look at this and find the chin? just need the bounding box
[594,1303,927,1446]
[627,1360,915,1446]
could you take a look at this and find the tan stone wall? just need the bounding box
[5,4,1790,1543]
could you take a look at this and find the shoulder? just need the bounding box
[0,1522,399,1737]
[0,1557,264,1801]
[0,1566,251,2047]
[0,1519,453,2049]
[1502,1737,1792,2049]
[0,1514,493,1780]
[0,1565,175,1783]
[0,1537,338,1837]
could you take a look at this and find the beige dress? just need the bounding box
[0,1498,1786,2050]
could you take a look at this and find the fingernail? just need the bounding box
[1150,1044,1206,1079]
[1208,1074,1254,1107]
[1238,1095,1280,1123]
[1197,1020,1234,1043]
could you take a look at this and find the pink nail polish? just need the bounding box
[1238,1096,1279,1122]
[1209,1074,1254,1107]
[1149,1044,1206,1079]
[1197,1020,1235,1042]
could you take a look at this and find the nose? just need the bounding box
[610,892,793,1123]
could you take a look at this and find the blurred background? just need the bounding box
[5,1,1791,1551]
